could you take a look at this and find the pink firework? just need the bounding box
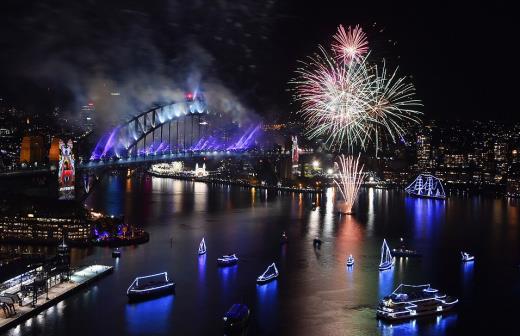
[332,25,369,63]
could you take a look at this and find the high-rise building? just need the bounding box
[80,103,96,132]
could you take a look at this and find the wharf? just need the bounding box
[0,265,113,333]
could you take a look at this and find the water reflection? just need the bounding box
[125,296,175,334]
[256,281,278,332]
[378,313,458,336]
[378,269,395,300]
[218,265,238,297]
[198,254,206,281]
[405,197,446,240]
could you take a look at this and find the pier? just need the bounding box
[0,265,113,333]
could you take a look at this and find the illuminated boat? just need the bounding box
[198,238,207,255]
[217,254,238,266]
[127,272,175,301]
[112,248,121,258]
[377,284,458,321]
[256,263,279,284]
[379,239,395,271]
[346,254,355,267]
[391,238,422,258]
[461,252,474,262]
[223,304,250,334]
[280,232,288,245]
[313,237,322,248]
[405,174,446,200]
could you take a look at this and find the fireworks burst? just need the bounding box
[291,25,422,151]
[332,24,369,63]
[333,154,365,214]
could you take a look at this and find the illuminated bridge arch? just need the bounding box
[91,96,209,160]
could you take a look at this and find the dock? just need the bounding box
[0,265,113,333]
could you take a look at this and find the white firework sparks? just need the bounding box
[333,154,365,214]
[291,25,422,151]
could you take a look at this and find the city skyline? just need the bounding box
[0,2,518,336]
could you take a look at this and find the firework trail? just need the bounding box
[291,25,422,151]
[334,154,365,214]
[332,24,369,63]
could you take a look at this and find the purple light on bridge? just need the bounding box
[227,125,260,150]
[189,124,261,152]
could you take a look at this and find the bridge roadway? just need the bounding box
[77,150,299,171]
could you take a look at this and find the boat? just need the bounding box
[346,254,355,267]
[112,248,121,258]
[198,238,207,255]
[376,284,458,321]
[280,232,288,245]
[391,238,422,258]
[257,263,279,284]
[379,239,395,271]
[217,254,238,266]
[313,237,322,248]
[223,303,250,335]
[461,252,474,262]
[126,272,175,302]
[405,174,446,200]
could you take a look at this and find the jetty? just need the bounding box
[0,265,113,333]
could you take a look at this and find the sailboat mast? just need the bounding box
[380,240,385,264]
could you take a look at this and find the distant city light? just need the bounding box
[110,92,120,96]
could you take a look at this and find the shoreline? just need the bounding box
[0,232,149,248]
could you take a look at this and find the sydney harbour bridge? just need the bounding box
[76,92,306,199]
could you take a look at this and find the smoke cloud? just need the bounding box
[1,1,279,132]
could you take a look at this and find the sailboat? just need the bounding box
[461,251,474,262]
[379,239,394,271]
[346,254,355,267]
[198,238,206,255]
[257,263,279,284]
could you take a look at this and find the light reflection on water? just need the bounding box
[125,296,175,335]
[6,176,520,336]
[378,314,458,336]
[378,268,395,300]
[256,280,278,332]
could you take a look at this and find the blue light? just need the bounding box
[256,280,278,333]
[378,267,395,300]
[125,295,175,334]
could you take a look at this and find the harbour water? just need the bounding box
[3,175,520,335]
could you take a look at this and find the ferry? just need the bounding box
[379,239,395,271]
[198,238,207,255]
[391,238,422,258]
[377,284,458,321]
[217,254,238,266]
[127,272,175,301]
[223,304,250,334]
[346,254,355,267]
[257,263,279,284]
[461,252,474,262]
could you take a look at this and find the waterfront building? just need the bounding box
[0,199,91,244]
[19,136,45,165]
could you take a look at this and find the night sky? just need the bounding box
[0,1,514,122]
